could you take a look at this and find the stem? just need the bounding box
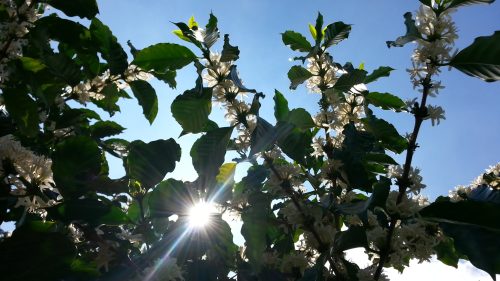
[373,75,432,280]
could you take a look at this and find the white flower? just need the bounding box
[426,105,446,126]
[306,53,340,93]
[311,137,325,158]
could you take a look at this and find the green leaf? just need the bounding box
[274,90,290,122]
[446,0,495,10]
[188,15,198,29]
[287,108,315,130]
[54,198,129,225]
[334,226,368,252]
[333,69,367,92]
[314,12,324,43]
[386,12,420,48]
[204,12,220,49]
[52,136,102,198]
[90,18,128,75]
[41,0,99,19]
[308,23,317,40]
[323,22,351,48]
[19,57,46,73]
[288,65,313,90]
[0,223,76,281]
[277,122,313,164]
[90,121,125,139]
[364,66,394,84]
[171,88,212,134]
[172,29,191,42]
[92,83,121,116]
[2,88,39,137]
[149,179,193,217]
[282,31,312,52]
[44,53,83,86]
[249,117,279,156]
[420,200,500,231]
[133,43,197,71]
[449,31,500,82]
[365,92,406,111]
[212,163,237,204]
[129,80,158,124]
[434,237,462,268]
[241,192,275,270]
[154,70,177,89]
[220,34,240,62]
[365,153,398,165]
[362,115,407,154]
[126,139,181,189]
[440,223,500,280]
[190,127,233,179]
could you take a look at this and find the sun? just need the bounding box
[188,201,215,228]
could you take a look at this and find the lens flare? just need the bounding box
[188,201,214,228]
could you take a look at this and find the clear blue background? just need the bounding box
[93,0,500,200]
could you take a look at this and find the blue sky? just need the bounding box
[91,1,499,279]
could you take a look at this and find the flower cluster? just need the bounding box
[66,64,151,105]
[0,134,61,215]
[202,52,257,154]
[306,53,342,93]
[449,162,500,202]
[387,164,426,195]
[0,0,45,86]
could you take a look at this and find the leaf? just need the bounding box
[364,66,394,84]
[133,43,197,71]
[42,0,99,19]
[90,18,128,75]
[149,179,193,217]
[434,237,462,268]
[204,12,219,49]
[386,12,420,48]
[362,115,407,154]
[44,53,83,86]
[449,31,500,82]
[92,83,121,116]
[314,12,324,43]
[241,192,274,270]
[323,21,351,48]
[333,69,367,92]
[190,127,234,179]
[54,198,129,225]
[274,90,290,122]
[308,23,317,40]
[441,223,500,280]
[212,163,237,204]
[126,139,181,189]
[90,121,125,139]
[282,31,312,52]
[420,200,500,231]
[19,57,46,72]
[277,122,313,164]
[2,88,39,137]
[287,108,315,130]
[365,153,398,165]
[250,117,279,156]
[288,65,313,90]
[334,226,368,252]
[365,92,406,111]
[445,0,495,9]
[171,88,212,134]
[220,34,240,62]
[0,223,76,281]
[129,80,158,124]
[52,136,102,198]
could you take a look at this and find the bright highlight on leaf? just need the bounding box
[188,201,215,228]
